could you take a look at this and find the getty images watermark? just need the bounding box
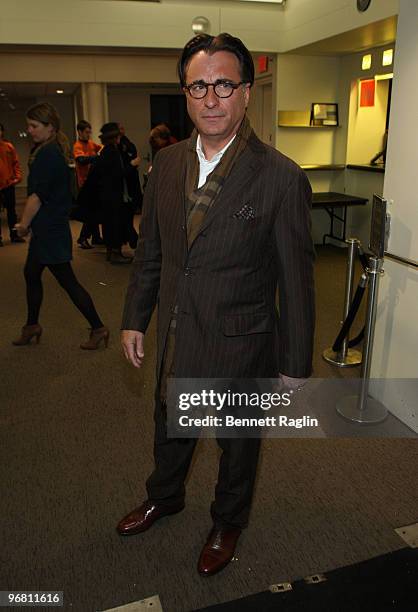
[177,388,318,430]
[166,378,322,438]
[166,378,418,439]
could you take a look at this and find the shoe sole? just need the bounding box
[117,505,185,536]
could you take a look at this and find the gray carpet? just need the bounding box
[0,217,417,612]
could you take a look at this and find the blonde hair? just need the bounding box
[26,102,71,163]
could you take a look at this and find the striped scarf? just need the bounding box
[185,115,253,246]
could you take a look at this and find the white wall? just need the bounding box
[370,0,418,431]
[279,0,399,52]
[274,54,343,243]
[275,55,341,167]
[0,0,273,50]
[334,45,396,166]
[346,79,389,165]
[0,54,180,85]
[333,44,395,246]
[344,170,385,246]
[272,45,397,246]
[0,0,399,53]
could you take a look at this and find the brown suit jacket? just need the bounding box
[122,131,315,380]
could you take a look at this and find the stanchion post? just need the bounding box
[323,238,362,367]
[340,238,359,360]
[336,256,388,423]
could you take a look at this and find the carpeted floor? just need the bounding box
[0,217,417,612]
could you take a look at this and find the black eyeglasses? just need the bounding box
[185,80,247,99]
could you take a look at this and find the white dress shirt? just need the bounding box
[196,134,237,188]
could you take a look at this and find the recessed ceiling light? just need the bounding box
[56,89,64,94]
[382,49,393,66]
[362,54,372,70]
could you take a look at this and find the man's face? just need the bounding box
[78,127,92,142]
[184,50,250,143]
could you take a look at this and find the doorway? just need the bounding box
[150,94,193,142]
[247,79,273,145]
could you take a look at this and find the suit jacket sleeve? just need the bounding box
[121,156,162,332]
[274,168,315,377]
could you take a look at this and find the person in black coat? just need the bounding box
[118,124,143,217]
[92,123,133,264]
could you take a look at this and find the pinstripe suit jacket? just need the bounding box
[122,131,315,380]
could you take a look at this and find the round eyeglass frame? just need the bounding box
[185,81,247,99]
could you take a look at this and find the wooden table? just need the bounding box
[312,192,368,245]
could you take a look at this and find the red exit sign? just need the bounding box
[258,55,269,73]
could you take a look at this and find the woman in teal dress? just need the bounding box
[13,102,108,349]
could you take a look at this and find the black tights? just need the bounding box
[24,250,104,329]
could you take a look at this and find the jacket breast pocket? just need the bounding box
[222,313,273,337]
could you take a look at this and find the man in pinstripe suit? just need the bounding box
[118,33,315,576]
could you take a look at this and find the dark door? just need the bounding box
[150,94,193,141]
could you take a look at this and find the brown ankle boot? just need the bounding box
[109,250,132,264]
[80,326,109,350]
[12,324,43,346]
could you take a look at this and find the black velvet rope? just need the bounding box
[332,282,367,352]
[358,250,370,271]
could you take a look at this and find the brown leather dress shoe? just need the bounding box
[116,500,184,536]
[197,526,242,576]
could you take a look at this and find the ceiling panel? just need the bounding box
[289,16,397,56]
[0,82,78,99]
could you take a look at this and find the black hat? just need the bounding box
[100,122,120,136]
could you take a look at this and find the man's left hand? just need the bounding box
[279,373,308,391]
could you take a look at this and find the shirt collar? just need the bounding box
[196,133,237,164]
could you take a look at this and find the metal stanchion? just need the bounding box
[336,256,388,423]
[323,238,362,367]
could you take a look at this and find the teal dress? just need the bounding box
[27,142,73,264]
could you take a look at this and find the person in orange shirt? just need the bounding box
[0,123,24,245]
[73,120,103,248]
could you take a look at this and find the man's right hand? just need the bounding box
[121,330,145,368]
